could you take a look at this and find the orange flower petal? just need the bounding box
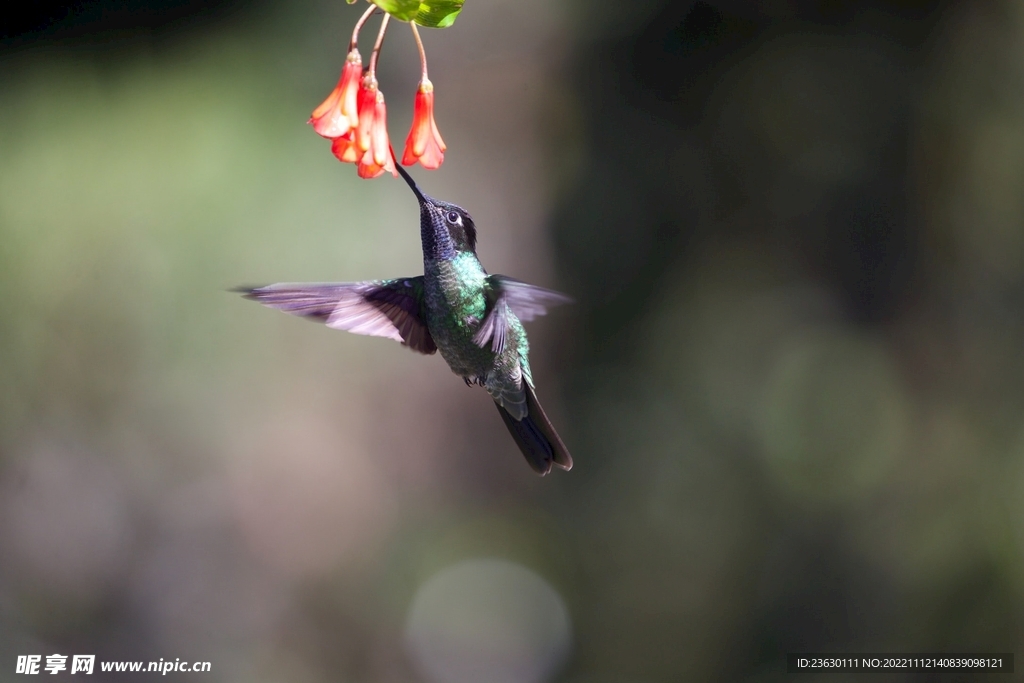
[331,131,361,163]
[357,154,385,178]
[356,76,378,153]
[310,83,343,137]
[310,84,341,122]
[401,80,445,169]
[338,50,362,130]
[383,144,398,177]
[371,92,390,166]
[430,115,446,152]
[357,146,394,178]
[417,134,444,169]
[310,50,363,139]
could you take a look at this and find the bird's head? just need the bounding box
[396,164,477,260]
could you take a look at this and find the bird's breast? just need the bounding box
[423,256,494,376]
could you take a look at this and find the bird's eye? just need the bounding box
[445,211,461,225]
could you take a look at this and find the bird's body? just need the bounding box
[423,253,532,412]
[423,252,498,381]
[240,167,572,474]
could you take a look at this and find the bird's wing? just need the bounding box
[472,293,511,355]
[472,275,571,353]
[239,278,436,354]
[490,275,572,322]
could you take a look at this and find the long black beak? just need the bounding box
[395,162,427,204]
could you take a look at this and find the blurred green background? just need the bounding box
[2,0,1024,681]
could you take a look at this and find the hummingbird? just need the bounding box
[239,166,573,475]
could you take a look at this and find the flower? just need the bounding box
[309,49,363,139]
[353,77,397,178]
[311,10,447,179]
[355,74,380,154]
[401,79,446,169]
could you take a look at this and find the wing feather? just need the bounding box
[472,275,571,352]
[240,278,436,354]
[492,276,572,322]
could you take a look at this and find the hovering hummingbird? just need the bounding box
[239,166,573,475]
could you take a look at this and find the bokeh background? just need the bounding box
[2,0,1024,680]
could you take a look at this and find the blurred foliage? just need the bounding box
[551,0,1024,679]
[3,0,1024,682]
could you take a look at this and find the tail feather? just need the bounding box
[495,384,573,475]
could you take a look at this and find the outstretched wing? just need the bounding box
[493,276,573,321]
[239,278,436,354]
[472,275,571,353]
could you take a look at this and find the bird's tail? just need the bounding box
[495,383,573,475]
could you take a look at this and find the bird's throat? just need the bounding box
[420,205,455,260]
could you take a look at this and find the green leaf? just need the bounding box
[346,0,357,4]
[368,0,465,29]
[370,0,420,22]
[414,0,464,28]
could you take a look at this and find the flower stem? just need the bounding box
[349,4,377,52]
[410,22,428,82]
[368,12,391,78]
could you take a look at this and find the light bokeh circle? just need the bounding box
[404,558,572,683]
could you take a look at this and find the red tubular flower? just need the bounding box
[309,49,363,139]
[401,79,446,169]
[357,89,397,178]
[328,72,374,165]
[355,74,379,155]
